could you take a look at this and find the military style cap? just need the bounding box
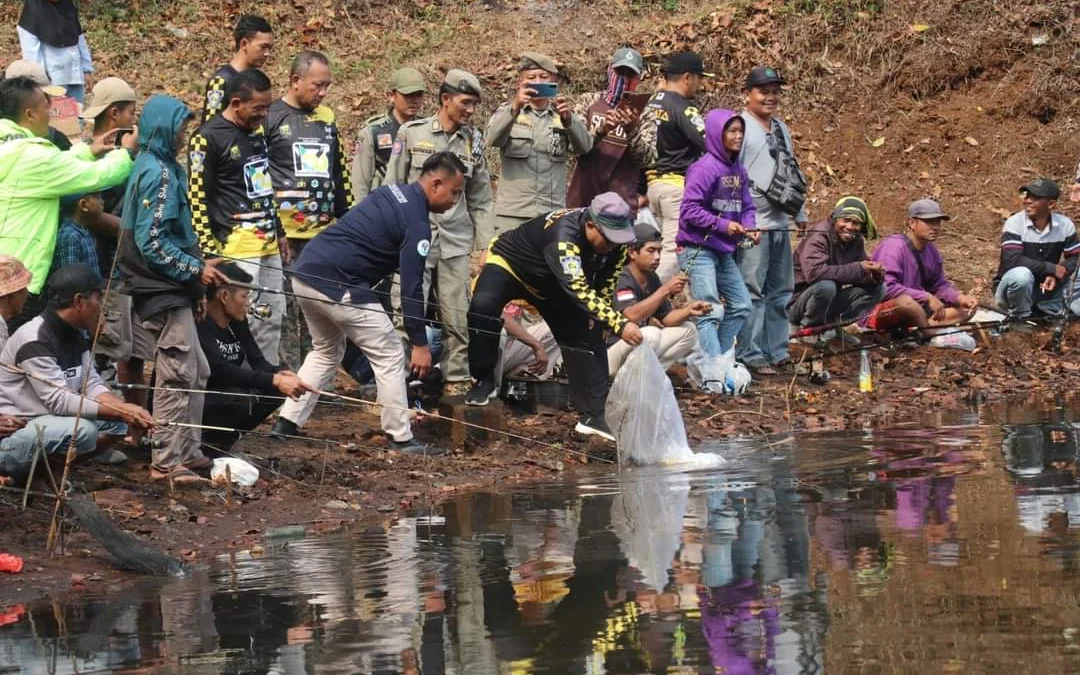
[519,52,559,76]
[81,77,138,120]
[1019,177,1061,200]
[611,48,644,75]
[443,69,483,97]
[589,192,635,245]
[4,59,65,96]
[388,67,425,95]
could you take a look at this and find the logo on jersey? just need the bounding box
[417,239,431,257]
[242,158,273,198]
[559,255,583,277]
[189,150,205,173]
[292,142,331,178]
[389,184,409,204]
[206,89,224,110]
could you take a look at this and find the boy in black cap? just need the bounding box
[640,51,712,281]
[607,223,710,377]
[995,178,1080,318]
[466,192,644,441]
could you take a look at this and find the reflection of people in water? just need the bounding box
[1003,422,1080,551]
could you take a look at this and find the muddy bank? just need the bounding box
[2,321,1078,605]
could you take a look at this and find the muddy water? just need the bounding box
[6,401,1080,674]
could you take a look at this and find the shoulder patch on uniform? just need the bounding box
[615,289,636,303]
[417,239,430,257]
[377,133,393,148]
[189,150,205,172]
[389,184,409,204]
[560,254,583,277]
[391,138,404,155]
[206,89,224,108]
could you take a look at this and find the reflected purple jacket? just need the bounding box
[678,109,756,256]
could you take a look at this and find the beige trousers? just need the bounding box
[607,323,698,378]
[647,181,686,282]
[280,279,412,442]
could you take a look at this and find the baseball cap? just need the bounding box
[907,198,951,221]
[443,69,483,98]
[4,59,65,96]
[0,256,32,297]
[744,65,786,89]
[46,263,103,307]
[81,77,137,120]
[519,52,559,75]
[589,193,635,245]
[610,47,644,75]
[388,67,425,95]
[1019,177,1061,200]
[663,51,713,78]
[632,221,661,244]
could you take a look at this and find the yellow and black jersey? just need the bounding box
[200,64,239,123]
[641,89,706,178]
[189,114,281,259]
[264,99,352,240]
[488,208,627,334]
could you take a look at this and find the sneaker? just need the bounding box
[575,416,616,442]
[270,417,300,440]
[464,377,498,406]
[391,438,448,456]
[930,332,977,351]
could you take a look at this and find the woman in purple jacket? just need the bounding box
[678,109,758,356]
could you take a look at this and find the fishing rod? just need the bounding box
[227,280,601,357]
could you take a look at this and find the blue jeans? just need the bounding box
[0,416,119,478]
[64,84,85,103]
[995,266,1066,318]
[679,247,751,356]
[736,229,794,366]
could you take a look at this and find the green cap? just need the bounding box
[388,67,425,95]
[443,69,483,97]
[519,52,559,76]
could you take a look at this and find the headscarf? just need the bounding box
[831,195,878,239]
[604,65,641,108]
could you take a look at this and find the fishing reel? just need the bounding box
[246,289,273,321]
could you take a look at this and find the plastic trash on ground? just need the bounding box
[687,347,751,395]
[211,458,260,487]
[606,345,723,468]
[0,553,24,574]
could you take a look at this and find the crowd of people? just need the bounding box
[2,4,1080,485]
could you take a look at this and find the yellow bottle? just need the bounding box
[859,348,873,393]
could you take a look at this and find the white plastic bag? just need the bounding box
[635,206,660,233]
[686,348,751,395]
[606,345,695,466]
[211,457,259,487]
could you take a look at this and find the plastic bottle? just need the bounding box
[859,348,873,393]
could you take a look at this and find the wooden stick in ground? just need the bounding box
[225,463,234,507]
[46,229,126,552]
[21,428,45,512]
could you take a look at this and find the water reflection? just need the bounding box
[13,409,1080,673]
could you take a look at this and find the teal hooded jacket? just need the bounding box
[118,95,205,317]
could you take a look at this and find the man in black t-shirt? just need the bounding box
[197,263,311,450]
[607,223,709,377]
[200,14,273,123]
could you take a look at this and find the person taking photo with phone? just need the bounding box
[488,52,592,235]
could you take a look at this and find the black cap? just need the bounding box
[663,51,714,78]
[745,65,786,89]
[633,222,662,245]
[47,264,103,307]
[1019,177,1061,200]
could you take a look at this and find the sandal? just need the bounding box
[150,466,204,485]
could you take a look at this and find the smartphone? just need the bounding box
[530,82,559,99]
[113,128,134,147]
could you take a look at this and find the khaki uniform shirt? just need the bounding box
[351,110,401,203]
[384,115,494,258]
[487,103,592,219]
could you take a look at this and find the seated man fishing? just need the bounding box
[197,263,312,450]
[0,265,154,482]
[788,196,885,345]
[866,199,980,349]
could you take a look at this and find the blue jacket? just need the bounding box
[118,96,204,318]
[294,183,432,346]
[678,109,756,256]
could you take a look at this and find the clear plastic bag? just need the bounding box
[686,348,751,395]
[606,345,707,467]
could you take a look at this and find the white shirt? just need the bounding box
[17,25,94,87]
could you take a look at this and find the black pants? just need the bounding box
[787,280,885,328]
[468,265,608,419]
[201,390,282,451]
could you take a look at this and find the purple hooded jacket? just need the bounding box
[678,109,757,256]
